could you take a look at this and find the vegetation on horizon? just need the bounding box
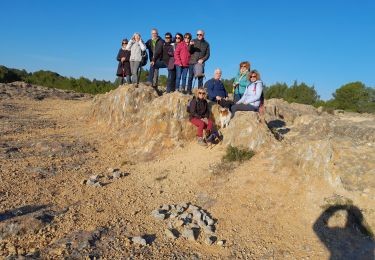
[1,65,374,113]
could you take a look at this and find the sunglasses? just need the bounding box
[122,42,127,44]
[241,65,247,68]
[250,75,257,78]
[176,37,181,39]
[197,33,203,36]
[198,92,205,94]
[184,36,190,39]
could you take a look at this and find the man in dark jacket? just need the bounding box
[187,29,210,94]
[146,28,164,88]
[205,68,232,108]
[161,32,176,93]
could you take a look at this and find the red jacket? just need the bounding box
[174,42,190,67]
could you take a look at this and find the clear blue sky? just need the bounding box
[1,0,374,100]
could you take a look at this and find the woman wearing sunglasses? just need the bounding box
[230,70,264,116]
[188,88,213,146]
[116,39,131,84]
[175,33,192,93]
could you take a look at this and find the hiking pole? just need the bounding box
[137,66,141,85]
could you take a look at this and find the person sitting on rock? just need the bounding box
[233,61,251,102]
[230,70,263,116]
[189,88,213,146]
[205,68,232,108]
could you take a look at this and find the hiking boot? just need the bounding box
[197,137,207,146]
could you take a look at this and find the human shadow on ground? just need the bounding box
[313,205,374,260]
[0,204,48,222]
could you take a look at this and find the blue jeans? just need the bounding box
[175,65,189,92]
[187,63,205,93]
[147,61,166,86]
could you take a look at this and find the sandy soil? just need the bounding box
[0,94,373,259]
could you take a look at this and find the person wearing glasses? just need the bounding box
[175,33,192,93]
[126,33,146,86]
[188,88,213,146]
[161,32,175,93]
[230,70,264,116]
[187,30,210,94]
[146,28,165,89]
[116,39,131,84]
[233,61,251,102]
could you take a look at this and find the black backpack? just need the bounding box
[140,51,148,67]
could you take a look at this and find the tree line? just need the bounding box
[1,65,374,113]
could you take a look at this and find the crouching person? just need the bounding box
[231,70,263,117]
[189,88,213,146]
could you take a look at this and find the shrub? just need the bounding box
[222,145,254,162]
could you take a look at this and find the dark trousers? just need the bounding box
[166,68,176,93]
[230,103,258,117]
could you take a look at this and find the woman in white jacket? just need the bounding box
[126,32,146,85]
[230,70,263,116]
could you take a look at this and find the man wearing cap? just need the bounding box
[187,29,210,94]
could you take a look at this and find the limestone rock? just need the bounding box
[222,111,275,151]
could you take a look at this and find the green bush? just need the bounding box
[222,145,255,162]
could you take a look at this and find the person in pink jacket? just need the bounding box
[175,32,192,93]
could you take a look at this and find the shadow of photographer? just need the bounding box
[313,204,374,260]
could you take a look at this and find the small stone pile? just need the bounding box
[151,203,225,246]
[81,168,127,187]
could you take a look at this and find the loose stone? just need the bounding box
[165,229,177,240]
[132,236,147,246]
[205,236,217,245]
[182,228,196,241]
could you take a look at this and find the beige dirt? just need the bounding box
[0,97,373,259]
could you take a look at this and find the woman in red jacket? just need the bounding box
[175,33,192,93]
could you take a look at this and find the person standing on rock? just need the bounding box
[146,28,164,89]
[116,39,131,85]
[189,88,213,146]
[187,30,210,94]
[126,33,146,86]
[230,70,264,116]
[175,32,192,94]
[162,32,176,93]
[233,61,251,102]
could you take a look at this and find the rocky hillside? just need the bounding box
[1,82,374,259]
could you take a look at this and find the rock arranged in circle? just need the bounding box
[151,203,225,246]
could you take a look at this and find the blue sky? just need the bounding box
[1,0,374,100]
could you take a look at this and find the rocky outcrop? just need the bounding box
[0,82,91,100]
[221,111,275,151]
[89,84,276,159]
[89,84,197,160]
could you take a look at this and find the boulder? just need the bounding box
[222,111,275,151]
[89,84,196,160]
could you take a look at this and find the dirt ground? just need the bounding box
[0,93,373,259]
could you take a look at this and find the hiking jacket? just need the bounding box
[126,40,146,62]
[146,36,164,62]
[189,38,210,64]
[174,42,191,67]
[162,41,174,70]
[116,48,131,76]
[237,80,263,107]
[189,97,209,119]
[233,71,250,95]
[205,78,228,102]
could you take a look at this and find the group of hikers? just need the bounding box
[116,28,264,146]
